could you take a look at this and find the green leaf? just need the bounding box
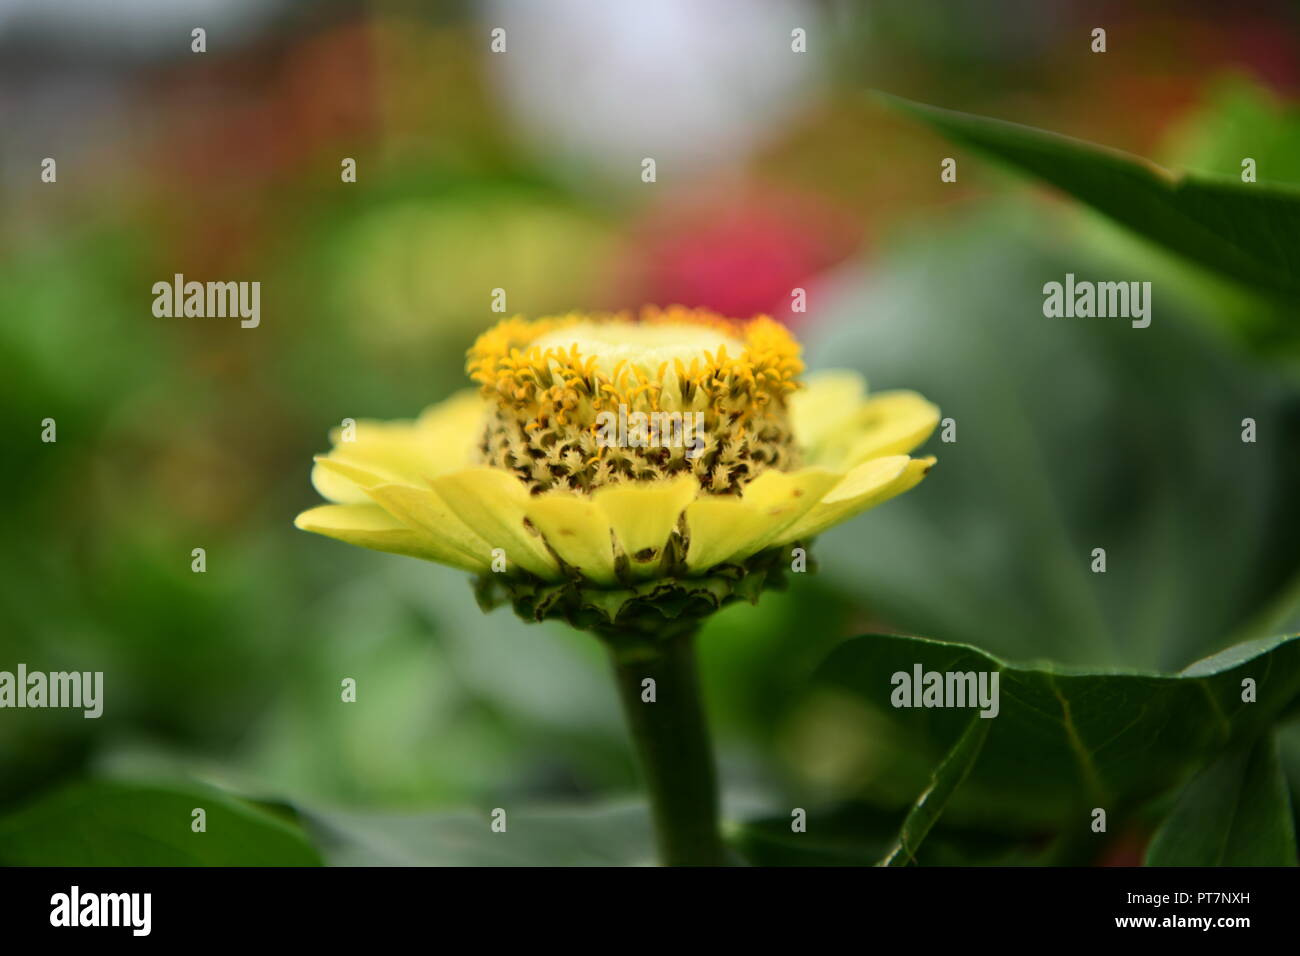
[0,780,322,866]
[1280,720,1300,843]
[808,213,1300,671]
[731,803,902,867]
[805,632,1300,832]
[300,802,654,866]
[732,804,1062,867]
[1146,733,1297,866]
[878,715,990,866]
[881,92,1300,296]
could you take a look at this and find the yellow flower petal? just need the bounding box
[365,484,499,573]
[789,370,868,460]
[774,455,935,544]
[311,423,436,503]
[592,475,697,579]
[311,388,485,504]
[684,467,842,573]
[294,503,487,571]
[524,493,618,586]
[793,370,939,470]
[313,458,495,572]
[311,458,372,505]
[431,467,562,580]
[839,391,941,466]
[413,388,487,466]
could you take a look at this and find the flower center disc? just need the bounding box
[469,309,804,494]
[530,322,744,383]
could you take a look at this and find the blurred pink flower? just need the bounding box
[614,184,861,327]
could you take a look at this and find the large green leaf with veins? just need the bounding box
[1146,732,1297,866]
[802,631,1300,840]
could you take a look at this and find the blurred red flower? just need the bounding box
[614,183,862,326]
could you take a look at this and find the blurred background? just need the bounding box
[2,0,1300,862]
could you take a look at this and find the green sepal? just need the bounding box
[473,543,808,641]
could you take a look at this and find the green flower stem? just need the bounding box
[604,626,728,867]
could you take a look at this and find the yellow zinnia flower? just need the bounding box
[295,306,937,635]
